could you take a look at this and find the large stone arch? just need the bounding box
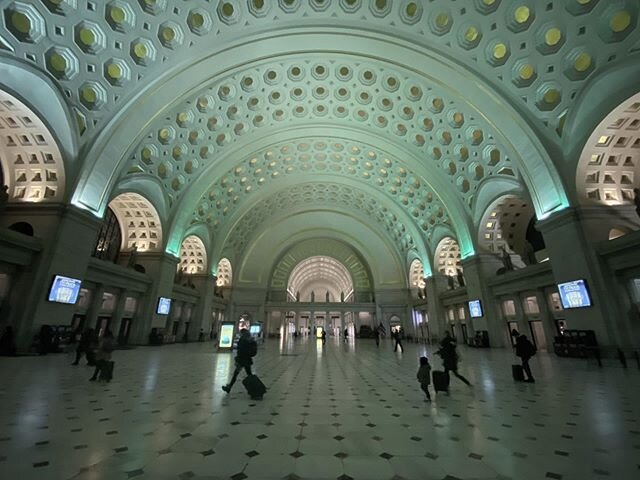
[575,92,640,207]
[108,192,163,253]
[269,238,373,298]
[236,211,405,290]
[69,31,568,235]
[0,55,78,183]
[0,88,66,203]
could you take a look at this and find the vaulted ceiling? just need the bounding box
[1,0,638,276]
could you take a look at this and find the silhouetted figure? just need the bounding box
[417,356,432,401]
[222,329,257,393]
[393,328,403,352]
[515,334,536,383]
[198,328,205,342]
[447,275,455,290]
[500,246,514,271]
[343,327,348,343]
[374,327,380,347]
[0,326,16,356]
[523,241,537,265]
[321,329,326,345]
[311,291,315,302]
[456,269,465,288]
[89,329,115,382]
[72,328,94,365]
[127,246,138,269]
[437,331,471,387]
[325,291,330,302]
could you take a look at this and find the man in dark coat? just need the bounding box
[222,329,256,393]
[438,331,471,386]
[515,334,536,383]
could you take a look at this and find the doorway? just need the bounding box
[118,318,132,345]
[529,321,547,352]
[96,316,111,337]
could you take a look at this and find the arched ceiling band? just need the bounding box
[69,34,569,232]
[215,181,424,264]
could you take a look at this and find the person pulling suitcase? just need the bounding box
[223,328,259,395]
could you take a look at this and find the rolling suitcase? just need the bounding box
[432,370,450,393]
[512,364,525,382]
[99,361,114,381]
[242,374,267,399]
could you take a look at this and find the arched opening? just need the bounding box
[179,235,207,274]
[92,207,122,263]
[287,256,354,303]
[409,259,426,299]
[108,192,163,252]
[434,237,462,276]
[478,195,536,267]
[0,89,65,202]
[216,258,232,287]
[577,92,640,208]
[8,221,34,236]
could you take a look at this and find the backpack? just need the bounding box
[247,339,258,357]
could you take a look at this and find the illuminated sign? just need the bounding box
[557,280,592,309]
[468,299,483,318]
[48,275,82,304]
[219,323,234,348]
[156,297,172,315]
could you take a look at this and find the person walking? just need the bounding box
[437,331,471,387]
[72,328,93,365]
[393,328,403,352]
[374,327,380,347]
[343,327,348,343]
[416,356,432,401]
[321,328,327,345]
[515,334,536,383]
[222,328,257,393]
[89,329,115,382]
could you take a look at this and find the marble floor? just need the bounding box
[0,336,639,480]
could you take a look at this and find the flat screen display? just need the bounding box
[48,275,82,304]
[468,299,483,318]
[156,297,172,315]
[219,323,234,348]
[557,280,592,309]
[249,324,261,335]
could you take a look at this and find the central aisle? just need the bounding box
[0,337,638,480]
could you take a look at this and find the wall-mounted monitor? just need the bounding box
[249,324,261,335]
[468,299,483,318]
[557,280,592,309]
[48,275,82,304]
[156,297,172,315]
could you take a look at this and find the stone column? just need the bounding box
[110,289,128,342]
[190,273,216,341]
[512,294,530,341]
[460,254,505,348]
[537,208,628,348]
[10,206,102,350]
[425,274,449,342]
[86,284,105,333]
[127,252,180,344]
[535,288,557,351]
